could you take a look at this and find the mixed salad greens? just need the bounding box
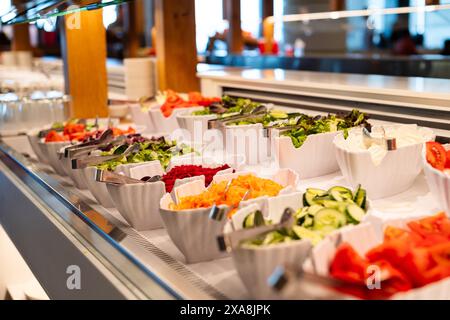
[226,110,302,127]
[241,185,368,247]
[95,135,195,171]
[281,109,370,148]
[191,96,263,117]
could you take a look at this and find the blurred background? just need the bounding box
[0,0,449,78]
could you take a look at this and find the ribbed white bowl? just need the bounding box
[59,155,87,189]
[273,131,339,179]
[129,104,155,133]
[26,130,49,164]
[176,110,217,144]
[159,194,229,263]
[107,182,165,230]
[149,106,201,134]
[232,240,312,299]
[422,144,450,216]
[37,141,71,176]
[334,132,433,199]
[82,166,115,207]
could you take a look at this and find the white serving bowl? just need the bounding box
[129,104,155,133]
[81,162,150,208]
[273,131,340,179]
[108,181,166,231]
[334,129,434,199]
[224,123,271,165]
[158,170,298,264]
[176,108,217,144]
[26,129,50,164]
[225,196,312,299]
[37,141,71,176]
[59,152,88,189]
[108,104,129,119]
[106,158,227,231]
[149,106,202,134]
[422,144,450,216]
[300,216,450,300]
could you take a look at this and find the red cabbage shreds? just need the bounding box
[162,164,232,193]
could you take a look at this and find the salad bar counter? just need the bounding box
[0,91,449,300]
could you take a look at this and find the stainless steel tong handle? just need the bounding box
[71,144,140,169]
[362,127,397,151]
[217,208,295,252]
[95,169,144,185]
[207,105,268,130]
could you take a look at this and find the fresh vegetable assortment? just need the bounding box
[161,164,232,193]
[159,90,221,117]
[191,96,263,117]
[241,185,368,247]
[44,120,135,143]
[426,141,450,175]
[226,109,302,127]
[281,109,369,148]
[330,213,450,299]
[96,136,195,171]
[171,174,283,215]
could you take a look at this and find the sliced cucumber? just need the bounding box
[346,204,366,224]
[302,216,314,228]
[329,186,353,201]
[243,210,265,229]
[295,207,309,219]
[353,187,367,210]
[307,204,323,216]
[306,188,327,196]
[322,200,339,209]
[270,110,288,119]
[313,208,347,230]
[292,226,322,246]
[303,192,318,206]
[312,194,332,205]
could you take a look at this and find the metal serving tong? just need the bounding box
[207,105,268,130]
[216,208,295,252]
[95,169,162,185]
[362,127,397,151]
[64,129,115,158]
[71,143,140,169]
[263,123,302,139]
[209,178,251,221]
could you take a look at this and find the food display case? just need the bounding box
[1,74,449,299]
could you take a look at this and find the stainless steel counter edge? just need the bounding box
[0,143,180,300]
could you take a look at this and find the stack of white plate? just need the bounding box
[124,57,156,100]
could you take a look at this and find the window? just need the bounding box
[195,0,225,53]
[241,0,261,37]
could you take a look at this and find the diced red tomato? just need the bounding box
[446,150,450,169]
[426,141,447,171]
[159,90,221,117]
[44,130,69,142]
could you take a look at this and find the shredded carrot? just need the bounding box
[171,175,283,216]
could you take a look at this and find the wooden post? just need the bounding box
[154,0,198,92]
[11,0,32,51]
[12,25,32,51]
[224,0,242,54]
[125,1,141,58]
[61,4,108,118]
[262,0,274,20]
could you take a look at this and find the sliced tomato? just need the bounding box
[426,141,447,170]
[408,212,450,240]
[446,150,450,169]
[330,243,368,284]
[44,130,67,142]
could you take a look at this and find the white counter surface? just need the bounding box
[198,68,450,101]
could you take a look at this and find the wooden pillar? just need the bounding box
[125,1,141,58]
[154,0,198,92]
[12,25,32,51]
[61,3,108,118]
[262,0,274,19]
[11,0,32,51]
[224,0,242,54]
[329,0,345,11]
